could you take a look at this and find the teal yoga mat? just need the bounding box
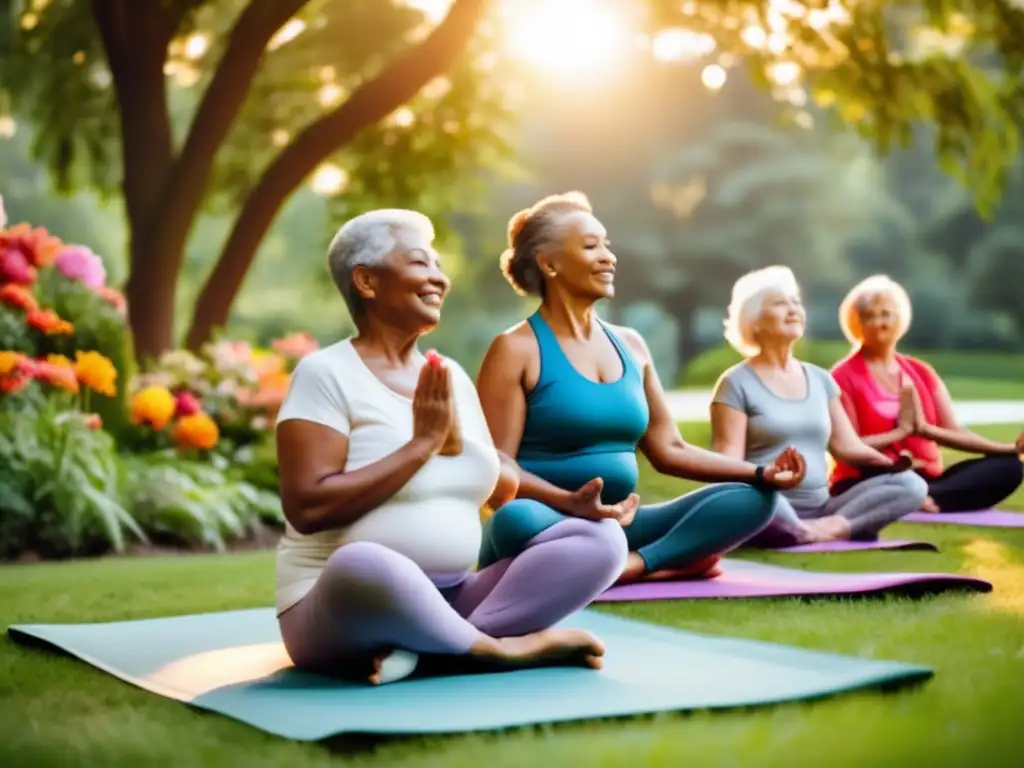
[7,608,931,741]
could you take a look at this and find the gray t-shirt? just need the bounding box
[712,361,839,510]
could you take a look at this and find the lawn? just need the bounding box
[1,426,1022,767]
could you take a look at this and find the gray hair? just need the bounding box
[839,274,913,344]
[723,265,802,357]
[326,209,435,317]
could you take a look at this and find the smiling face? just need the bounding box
[354,230,450,333]
[857,292,902,350]
[754,287,806,348]
[541,211,617,300]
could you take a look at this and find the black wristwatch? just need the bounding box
[752,465,767,488]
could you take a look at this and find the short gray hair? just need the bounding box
[723,265,801,357]
[839,274,913,344]
[326,209,435,317]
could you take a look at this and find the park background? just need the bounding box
[1,1,1023,766]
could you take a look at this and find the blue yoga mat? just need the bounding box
[7,608,931,741]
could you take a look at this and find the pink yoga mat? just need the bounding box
[901,509,1024,528]
[772,539,938,554]
[594,559,991,603]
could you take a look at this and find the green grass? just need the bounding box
[2,426,1023,767]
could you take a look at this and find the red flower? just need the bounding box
[0,249,36,285]
[0,224,63,268]
[174,390,202,417]
[0,374,30,394]
[84,414,103,430]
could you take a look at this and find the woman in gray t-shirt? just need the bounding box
[709,267,928,546]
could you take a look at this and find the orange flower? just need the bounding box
[34,359,79,393]
[130,385,176,430]
[0,351,25,377]
[0,283,38,312]
[0,223,63,268]
[172,411,220,451]
[97,285,127,314]
[84,413,103,430]
[26,308,74,335]
[74,350,117,397]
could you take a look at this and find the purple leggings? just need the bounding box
[278,517,627,671]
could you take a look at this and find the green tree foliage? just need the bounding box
[2,0,1022,362]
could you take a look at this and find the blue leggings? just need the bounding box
[480,483,776,572]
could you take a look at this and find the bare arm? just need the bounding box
[475,329,578,511]
[710,402,748,459]
[276,420,435,536]
[620,329,760,483]
[827,397,896,468]
[918,375,1018,455]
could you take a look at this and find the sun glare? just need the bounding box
[502,0,633,77]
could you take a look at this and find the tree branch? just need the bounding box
[185,0,490,348]
[140,0,312,248]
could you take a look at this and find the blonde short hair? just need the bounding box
[723,265,801,357]
[838,274,912,345]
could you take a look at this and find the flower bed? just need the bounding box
[0,216,306,561]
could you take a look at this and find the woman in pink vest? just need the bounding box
[830,275,1023,512]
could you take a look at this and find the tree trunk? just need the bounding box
[91,0,177,362]
[183,0,489,350]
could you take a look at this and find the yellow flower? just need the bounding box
[74,351,118,397]
[173,412,220,451]
[0,351,25,377]
[131,385,176,430]
[46,354,72,368]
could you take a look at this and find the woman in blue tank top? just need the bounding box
[475,192,808,584]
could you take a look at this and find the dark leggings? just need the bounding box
[922,455,1023,512]
[479,483,776,573]
[833,454,1023,513]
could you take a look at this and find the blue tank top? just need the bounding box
[516,312,650,504]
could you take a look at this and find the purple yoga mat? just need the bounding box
[901,509,1024,528]
[594,559,991,603]
[771,539,938,554]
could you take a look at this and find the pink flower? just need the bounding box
[174,390,202,417]
[272,332,319,360]
[0,248,36,284]
[55,245,106,289]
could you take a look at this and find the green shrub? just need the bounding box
[121,453,283,552]
[0,404,145,560]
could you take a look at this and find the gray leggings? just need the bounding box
[752,471,929,548]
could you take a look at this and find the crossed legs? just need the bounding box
[278,517,627,683]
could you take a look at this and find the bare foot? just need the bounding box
[616,551,648,584]
[805,516,851,542]
[919,495,940,513]
[366,648,419,685]
[616,552,722,585]
[646,555,723,581]
[492,629,606,671]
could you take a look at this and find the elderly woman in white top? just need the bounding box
[274,209,627,685]
[709,266,928,546]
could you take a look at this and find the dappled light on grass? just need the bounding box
[962,539,1024,615]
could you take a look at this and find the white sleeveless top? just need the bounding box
[273,339,501,615]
